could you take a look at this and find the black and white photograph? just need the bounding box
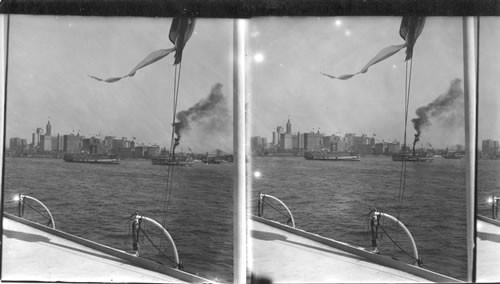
[248,16,473,283]
[1,2,499,284]
[476,16,500,283]
[1,15,234,283]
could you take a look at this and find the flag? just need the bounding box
[322,16,425,80]
[89,18,196,83]
[169,18,196,65]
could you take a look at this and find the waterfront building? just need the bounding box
[482,139,499,154]
[292,132,304,150]
[279,133,293,151]
[146,145,161,158]
[304,132,322,152]
[35,128,44,147]
[275,126,284,146]
[82,137,107,154]
[63,134,82,153]
[386,141,401,154]
[9,137,26,156]
[251,136,264,154]
[39,135,52,152]
[51,136,59,152]
[134,146,145,158]
[322,135,342,151]
[261,137,268,148]
[56,134,64,152]
[356,144,373,155]
[374,143,385,155]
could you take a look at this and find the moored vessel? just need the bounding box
[392,153,434,162]
[152,156,194,167]
[304,151,360,161]
[63,153,119,164]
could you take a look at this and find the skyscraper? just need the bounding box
[46,120,52,136]
[286,118,292,134]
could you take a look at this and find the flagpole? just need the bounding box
[462,16,477,283]
[233,18,247,284]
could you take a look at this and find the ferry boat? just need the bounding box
[63,153,119,164]
[304,151,360,161]
[392,153,434,162]
[152,156,194,167]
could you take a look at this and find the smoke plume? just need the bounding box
[411,79,464,153]
[172,83,230,153]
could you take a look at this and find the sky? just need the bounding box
[5,15,234,153]
[248,17,500,149]
[4,16,500,152]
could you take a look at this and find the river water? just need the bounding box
[4,155,497,282]
[250,155,468,281]
[2,157,234,283]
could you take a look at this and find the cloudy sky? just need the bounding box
[5,15,233,153]
[248,17,500,149]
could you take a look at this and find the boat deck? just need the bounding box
[2,213,210,283]
[249,216,461,283]
[476,215,500,282]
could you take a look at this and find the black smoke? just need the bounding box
[411,79,463,154]
[172,83,229,154]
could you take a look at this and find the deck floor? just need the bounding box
[2,217,188,283]
[249,219,432,283]
[476,218,500,282]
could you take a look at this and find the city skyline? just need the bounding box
[4,16,500,153]
[5,16,233,153]
[256,117,473,151]
[248,17,500,149]
[8,119,164,148]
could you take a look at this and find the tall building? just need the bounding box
[9,137,26,156]
[46,120,52,136]
[39,135,52,152]
[276,126,284,145]
[482,139,498,154]
[286,118,292,134]
[304,132,322,152]
[279,133,293,151]
[386,141,401,154]
[251,136,264,153]
[292,132,304,150]
[64,134,82,153]
[374,143,385,155]
[35,128,44,147]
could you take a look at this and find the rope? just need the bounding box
[23,202,51,222]
[397,59,414,216]
[393,57,415,253]
[262,199,291,220]
[139,227,179,266]
[160,62,184,249]
[378,222,420,264]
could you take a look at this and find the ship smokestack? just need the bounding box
[411,79,463,153]
[171,83,228,154]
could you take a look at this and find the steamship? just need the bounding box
[391,153,434,162]
[304,151,360,161]
[152,154,194,166]
[63,153,119,164]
